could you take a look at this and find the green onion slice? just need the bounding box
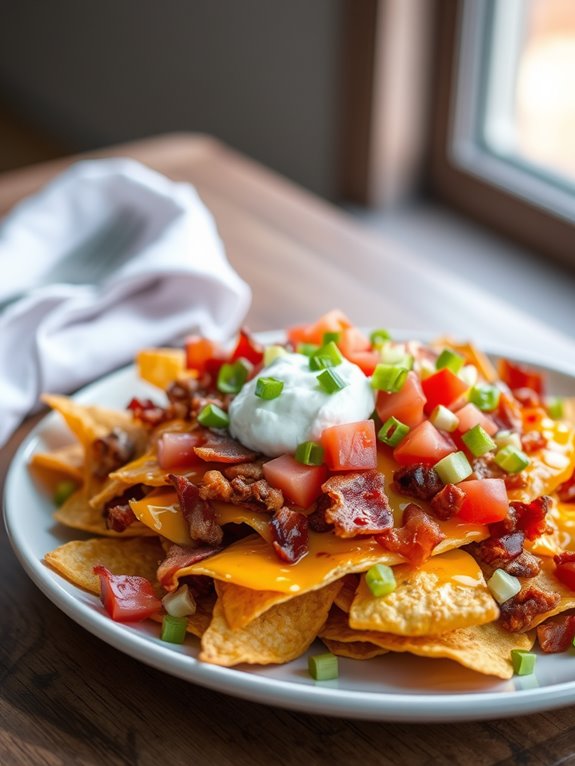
[429,405,459,433]
[378,416,410,447]
[295,441,324,466]
[309,341,343,370]
[317,368,348,394]
[511,649,536,676]
[546,397,565,420]
[379,348,414,370]
[264,344,288,367]
[217,358,251,394]
[487,569,521,604]
[160,614,188,644]
[371,363,408,393]
[434,451,473,484]
[53,479,78,507]
[461,424,496,457]
[436,348,465,374]
[370,328,391,347]
[308,652,339,681]
[255,376,284,400]
[366,564,397,597]
[297,342,319,357]
[494,444,530,474]
[322,331,341,345]
[469,384,500,412]
[198,403,230,429]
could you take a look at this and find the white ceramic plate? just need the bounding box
[3,338,575,722]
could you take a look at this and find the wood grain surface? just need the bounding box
[1,134,574,766]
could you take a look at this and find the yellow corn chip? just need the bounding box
[30,443,84,483]
[89,477,133,512]
[109,452,209,487]
[217,581,290,630]
[200,580,342,666]
[350,549,499,636]
[44,536,163,594]
[54,488,155,538]
[334,574,359,613]
[136,348,188,389]
[42,394,143,447]
[320,638,388,660]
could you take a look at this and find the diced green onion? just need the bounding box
[462,424,496,457]
[370,328,391,348]
[458,364,478,387]
[494,430,522,451]
[297,342,319,357]
[162,584,197,618]
[160,614,188,644]
[295,441,324,466]
[419,358,436,380]
[371,363,408,393]
[309,341,344,370]
[322,331,341,345]
[434,451,473,484]
[469,384,500,412]
[379,347,414,370]
[198,403,230,429]
[366,564,397,597]
[317,368,348,394]
[255,376,284,400]
[429,404,459,433]
[217,358,251,394]
[511,649,536,676]
[436,348,465,374]
[378,417,410,447]
[494,444,530,474]
[53,479,78,507]
[546,397,565,420]
[487,569,521,604]
[264,344,288,367]
[308,652,339,681]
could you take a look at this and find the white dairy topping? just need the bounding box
[228,352,376,457]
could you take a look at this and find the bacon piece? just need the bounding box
[307,495,334,533]
[494,391,523,432]
[554,551,575,566]
[506,496,551,540]
[166,376,230,421]
[270,507,309,564]
[169,474,223,546]
[223,462,264,481]
[557,470,575,504]
[521,430,547,453]
[499,585,560,632]
[393,463,444,501]
[157,543,223,590]
[127,397,168,427]
[471,455,528,491]
[91,427,136,479]
[103,484,147,532]
[430,483,465,520]
[199,469,283,512]
[537,615,575,653]
[376,504,445,566]
[513,388,542,408]
[321,470,393,538]
[193,431,258,464]
[504,550,541,578]
[475,531,524,566]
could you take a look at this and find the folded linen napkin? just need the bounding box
[0,158,251,446]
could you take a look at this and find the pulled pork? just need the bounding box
[199,467,284,512]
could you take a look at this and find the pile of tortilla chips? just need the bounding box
[33,327,575,682]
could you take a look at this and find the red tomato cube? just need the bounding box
[456,478,509,524]
[454,403,498,436]
[376,371,426,428]
[421,368,469,413]
[321,420,378,471]
[157,432,204,470]
[393,420,455,466]
[262,454,328,508]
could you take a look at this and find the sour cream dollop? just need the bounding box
[228,352,376,457]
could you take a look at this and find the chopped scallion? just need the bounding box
[160,614,188,644]
[317,368,348,394]
[462,424,496,457]
[366,564,397,597]
[370,328,391,347]
[255,376,284,400]
[458,364,478,387]
[162,584,197,618]
[371,363,408,393]
[378,416,410,447]
[434,451,472,484]
[322,331,341,345]
[436,348,464,374]
[309,341,343,370]
[264,344,288,367]
[511,649,536,676]
[487,569,521,604]
[494,444,530,474]
[295,441,324,466]
[308,652,339,681]
[469,384,500,412]
[296,342,319,357]
[494,430,522,451]
[53,479,78,507]
[198,403,230,429]
[546,397,565,420]
[429,404,459,433]
[217,358,251,394]
[379,348,414,370]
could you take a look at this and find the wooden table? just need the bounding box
[1,134,574,766]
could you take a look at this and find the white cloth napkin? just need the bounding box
[0,158,251,446]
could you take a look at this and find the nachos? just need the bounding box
[36,310,575,680]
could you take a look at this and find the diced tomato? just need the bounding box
[93,565,162,622]
[337,327,371,357]
[499,358,545,396]
[345,350,380,376]
[230,328,264,366]
[555,562,575,591]
[421,368,469,413]
[157,432,204,470]
[455,478,509,524]
[454,402,498,436]
[321,420,378,471]
[376,371,426,429]
[287,309,353,348]
[185,336,224,375]
[393,420,455,466]
[262,454,327,508]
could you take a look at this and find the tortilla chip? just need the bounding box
[54,488,155,537]
[109,452,210,487]
[217,582,290,630]
[44,536,163,594]
[334,574,359,613]
[42,394,142,447]
[321,607,533,679]
[350,549,499,636]
[320,637,389,660]
[200,580,342,666]
[30,443,84,483]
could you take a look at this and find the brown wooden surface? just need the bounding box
[1,133,575,766]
